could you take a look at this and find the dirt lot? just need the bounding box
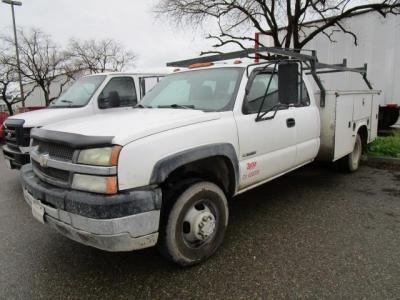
[0,155,399,299]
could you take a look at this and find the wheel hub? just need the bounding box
[194,212,216,240]
[183,203,217,244]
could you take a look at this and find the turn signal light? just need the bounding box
[106,176,118,194]
[110,146,122,166]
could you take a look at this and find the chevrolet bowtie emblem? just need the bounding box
[38,154,50,168]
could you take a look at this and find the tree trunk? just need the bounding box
[5,102,14,116]
[1,87,13,115]
[44,91,50,106]
[39,85,50,107]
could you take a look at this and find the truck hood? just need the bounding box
[6,108,90,128]
[42,109,221,145]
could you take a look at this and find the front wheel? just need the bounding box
[158,181,229,266]
[338,134,363,173]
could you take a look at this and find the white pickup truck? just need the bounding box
[20,48,380,266]
[2,69,171,169]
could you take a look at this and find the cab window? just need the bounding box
[98,77,137,109]
[244,73,279,114]
[243,71,310,114]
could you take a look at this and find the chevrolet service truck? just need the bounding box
[2,69,171,169]
[20,48,379,266]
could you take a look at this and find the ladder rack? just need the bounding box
[166,47,373,107]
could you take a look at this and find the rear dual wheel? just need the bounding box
[338,134,362,173]
[158,181,229,266]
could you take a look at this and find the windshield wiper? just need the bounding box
[133,103,152,108]
[52,100,74,107]
[49,99,73,108]
[157,104,195,109]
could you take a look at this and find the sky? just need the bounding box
[0,0,381,69]
[0,0,218,68]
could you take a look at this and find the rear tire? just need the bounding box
[338,134,362,173]
[158,181,229,266]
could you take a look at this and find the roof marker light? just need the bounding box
[188,62,214,69]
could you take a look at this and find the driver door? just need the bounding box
[234,71,297,189]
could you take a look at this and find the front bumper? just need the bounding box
[2,145,30,169]
[21,164,162,252]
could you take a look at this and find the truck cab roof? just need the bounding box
[84,68,176,77]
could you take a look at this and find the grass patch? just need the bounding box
[367,133,400,158]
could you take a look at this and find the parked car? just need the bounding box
[20,49,379,266]
[0,123,4,143]
[2,69,172,169]
[0,112,9,143]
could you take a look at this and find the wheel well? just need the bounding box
[162,156,236,198]
[358,125,368,150]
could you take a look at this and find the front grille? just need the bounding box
[31,139,75,187]
[32,160,70,183]
[5,126,18,149]
[5,125,30,150]
[36,140,75,161]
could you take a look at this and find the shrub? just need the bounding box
[367,133,400,158]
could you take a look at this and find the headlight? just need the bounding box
[78,146,121,166]
[72,174,117,194]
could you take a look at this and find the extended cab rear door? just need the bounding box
[292,78,320,165]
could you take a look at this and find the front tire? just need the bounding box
[338,134,363,173]
[158,181,229,266]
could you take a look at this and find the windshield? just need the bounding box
[50,75,106,108]
[140,68,243,111]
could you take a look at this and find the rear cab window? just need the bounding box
[139,76,164,98]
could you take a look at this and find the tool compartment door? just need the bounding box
[334,94,355,161]
[353,94,373,121]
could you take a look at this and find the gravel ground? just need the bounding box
[0,155,399,299]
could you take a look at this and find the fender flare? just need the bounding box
[149,143,240,190]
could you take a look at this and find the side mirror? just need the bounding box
[98,91,121,109]
[98,93,108,109]
[278,62,299,105]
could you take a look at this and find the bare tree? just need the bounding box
[67,39,136,74]
[0,52,36,115]
[1,28,73,106]
[155,0,400,54]
[0,61,20,115]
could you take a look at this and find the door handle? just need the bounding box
[286,118,296,128]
